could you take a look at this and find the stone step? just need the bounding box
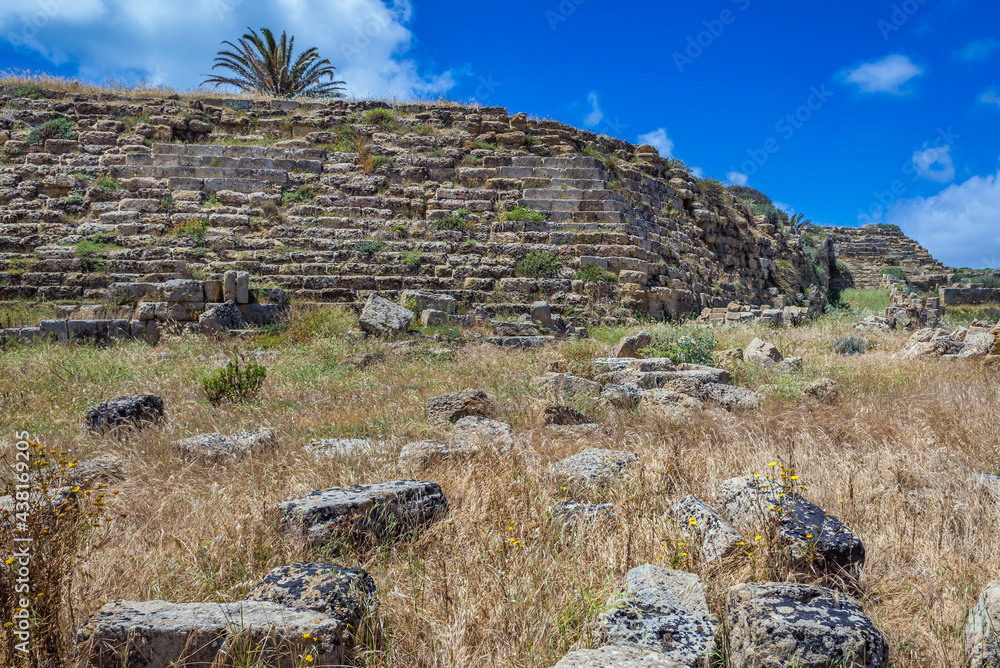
[519,198,625,213]
[126,153,322,173]
[152,142,325,160]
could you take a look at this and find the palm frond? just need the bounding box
[200,27,346,98]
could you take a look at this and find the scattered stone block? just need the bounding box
[158,279,204,303]
[359,294,414,336]
[84,394,165,432]
[640,389,704,421]
[611,330,652,358]
[246,563,377,628]
[426,388,498,426]
[535,373,602,402]
[198,300,246,334]
[278,480,447,544]
[235,271,250,304]
[966,580,1000,668]
[593,565,716,666]
[450,415,515,452]
[175,428,276,458]
[718,475,864,573]
[601,382,645,409]
[530,300,553,329]
[725,582,889,668]
[743,337,783,364]
[400,290,457,315]
[667,495,745,564]
[78,600,345,667]
[550,449,637,487]
[543,404,596,426]
[805,378,841,403]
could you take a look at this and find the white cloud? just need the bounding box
[584,91,604,128]
[689,166,704,178]
[886,167,1000,268]
[981,89,1000,110]
[912,144,955,183]
[840,54,923,95]
[954,38,1000,62]
[773,201,794,215]
[0,0,456,99]
[726,171,749,186]
[637,128,674,158]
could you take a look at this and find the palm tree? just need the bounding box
[790,213,814,234]
[202,27,346,98]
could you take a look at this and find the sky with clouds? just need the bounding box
[1,0,999,267]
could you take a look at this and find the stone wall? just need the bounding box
[0,87,886,323]
[0,270,287,345]
[824,225,948,289]
[940,285,1000,306]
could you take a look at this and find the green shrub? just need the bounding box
[281,183,316,205]
[74,239,116,272]
[516,251,562,277]
[363,107,397,129]
[464,139,499,151]
[202,355,266,405]
[833,336,869,356]
[436,208,471,231]
[665,157,689,171]
[876,223,902,234]
[357,239,386,254]
[402,248,422,267]
[93,175,121,193]
[881,266,907,281]
[694,177,726,200]
[26,118,74,144]
[171,218,209,244]
[8,83,47,99]
[639,329,716,365]
[576,265,619,284]
[580,146,603,159]
[502,206,548,223]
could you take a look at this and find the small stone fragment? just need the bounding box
[246,562,377,628]
[611,330,652,358]
[549,449,637,487]
[84,394,165,432]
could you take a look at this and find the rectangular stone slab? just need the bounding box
[78,600,344,667]
[278,480,447,544]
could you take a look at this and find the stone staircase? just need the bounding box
[0,90,847,323]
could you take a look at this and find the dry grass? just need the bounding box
[1,302,999,667]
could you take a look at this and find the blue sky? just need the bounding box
[1,0,999,268]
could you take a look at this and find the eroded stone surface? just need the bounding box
[198,300,246,334]
[668,495,745,564]
[535,373,602,401]
[718,476,864,573]
[966,580,1000,668]
[725,582,888,668]
[426,388,498,426]
[246,562,377,628]
[593,565,715,667]
[549,449,637,486]
[278,480,447,544]
[611,331,652,358]
[175,428,276,458]
[305,438,383,458]
[554,645,682,668]
[543,404,596,426]
[84,394,165,432]
[78,599,344,668]
[359,294,413,336]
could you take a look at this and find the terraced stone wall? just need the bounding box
[0,87,846,322]
[825,225,948,289]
